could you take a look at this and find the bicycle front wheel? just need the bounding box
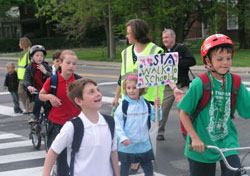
[31,131,41,149]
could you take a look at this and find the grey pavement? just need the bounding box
[0,56,250,74]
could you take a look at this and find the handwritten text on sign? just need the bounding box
[137,52,179,88]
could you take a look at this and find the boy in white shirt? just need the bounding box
[43,78,120,176]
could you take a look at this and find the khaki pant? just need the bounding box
[158,84,188,135]
[18,80,33,112]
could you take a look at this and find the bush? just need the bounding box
[0,37,85,53]
[184,39,204,52]
[31,37,81,50]
[0,34,108,53]
[0,38,20,52]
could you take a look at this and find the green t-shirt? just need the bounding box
[178,71,250,163]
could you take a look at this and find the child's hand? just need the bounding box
[37,64,47,74]
[154,97,161,108]
[49,94,62,107]
[191,138,205,153]
[121,139,131,146]
[173,88,185,103]
[112,98,119,107]
[27,86,37,93]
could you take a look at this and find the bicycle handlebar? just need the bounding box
[189,144,250,172]
[31,90,39,95]
[207,145,250,172]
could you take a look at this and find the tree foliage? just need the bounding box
[3,0,249,49]
[34,0,108,39]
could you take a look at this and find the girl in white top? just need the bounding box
[43,78,120,176]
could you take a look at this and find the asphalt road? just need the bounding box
[0,59,250,176]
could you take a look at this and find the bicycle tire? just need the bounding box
[31,132,42,149]
[44,122,49,152]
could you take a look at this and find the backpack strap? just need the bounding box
[74,73,82,80]
[230,73,241,118]
[144,99,151,130]
[69,117,84,176]
[50,74,58,96]
[122,100,129,128]
[192,72,211,123]
[102,114,115,140]
[49,73,81,96]
[122,99,151,130]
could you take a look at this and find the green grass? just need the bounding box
[0,44,126,62]
[1,44,250,66]
[193,49,250,67]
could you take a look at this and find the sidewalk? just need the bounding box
[1,56,249,74]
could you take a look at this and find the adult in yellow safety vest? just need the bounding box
[112,19,179,175]
[112,19,165,107]
[17,37,33,114]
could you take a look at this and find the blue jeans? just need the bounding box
[32,94,44,118]
[120,161,153,176]
[188,155,241,176]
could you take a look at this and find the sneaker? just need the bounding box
[157,134,165,141]
[15,108,23,113]
[23,111,32,115]
[28,115,36,124]
[18,108,23,113]
[129,164,140,175]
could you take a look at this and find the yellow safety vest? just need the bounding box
[121,42,165,102]
[17,51,30,80]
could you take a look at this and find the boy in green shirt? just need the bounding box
[178,34,250,176]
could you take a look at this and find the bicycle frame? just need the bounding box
[207,145,250,174]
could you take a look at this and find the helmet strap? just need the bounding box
[206,57,228,84]
[208,63,228,89]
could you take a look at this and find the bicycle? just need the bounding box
[28,91,49,151]
[206,145,250,176]
[189,145,250,176]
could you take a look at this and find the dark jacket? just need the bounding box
[23,61,52,89]
[4,71,19,92]
[163,43,196,87]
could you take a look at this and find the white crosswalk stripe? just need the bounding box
[1,79,250,176]
[0,167,44,176]
[0,131,45,175]
[0,131,166,176]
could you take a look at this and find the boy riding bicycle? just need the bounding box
[178,34,250,176]
[23,45,52,123]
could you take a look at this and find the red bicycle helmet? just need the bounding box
[29,45,47,56]
[201,34,234,64]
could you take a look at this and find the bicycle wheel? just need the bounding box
[44,121,49,152]
[31,132,41,149]
[31,124,42,150]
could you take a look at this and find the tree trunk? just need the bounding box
[238,0,250,49]
[108,2,116,59]
[175,19,185,42]
[104,16,110,58]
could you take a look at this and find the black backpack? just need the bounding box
[66,114,115,176]
[122,99,151,130]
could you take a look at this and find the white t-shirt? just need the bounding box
[52,65,56,75]
[51,111,117,176]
